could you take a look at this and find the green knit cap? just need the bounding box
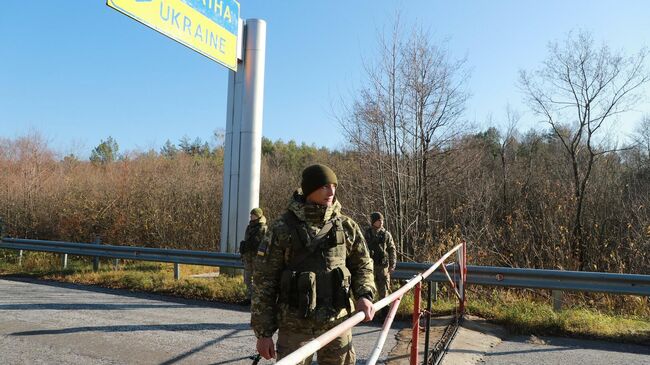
[370,212,384,224]
[301,164,338,197]
[250,207,263,218]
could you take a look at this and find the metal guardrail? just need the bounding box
[1,237,649,296]
[394,262,650,296]
[0,238,241,269]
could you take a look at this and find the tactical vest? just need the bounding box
[278,211,352,320]
[367,229,388,266]
[240,222,264,255]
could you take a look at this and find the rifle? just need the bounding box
[249,354,262,365]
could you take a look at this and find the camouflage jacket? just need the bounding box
[240,216,267,258]
[251,190,376,339]
[364,226,397,271]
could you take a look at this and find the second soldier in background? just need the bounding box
[240,207,267,304]
[364,212,396,309]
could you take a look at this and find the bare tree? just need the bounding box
[519,30,649,270]
[486,106,521,220]
[633,115,650,159]
[402,28,470,249]
[339,20,469,259]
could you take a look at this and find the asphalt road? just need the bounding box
[480,334,649,365]
[443,315,649,365]
[2,277,648,365]
[0,277,406,365]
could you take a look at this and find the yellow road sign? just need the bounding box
[108,0,240,70]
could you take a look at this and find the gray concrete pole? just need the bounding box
[236,19,266,246]
[220,19,266,254]
[220,21,245,254]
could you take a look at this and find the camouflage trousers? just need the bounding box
[374,266,391,301]
[276,313,356,365]
[242,253,255,299]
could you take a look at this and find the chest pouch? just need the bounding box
[334,220,346,246]
[371,233,388,265]
[279,270,297,305]
[332,266,352,312]
[239,240,248,255]
[296,271,317,318]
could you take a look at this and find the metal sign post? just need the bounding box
[220,19,266,253]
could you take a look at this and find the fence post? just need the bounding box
[174,263,181,280]
[410,282,421,365]
[433,282,438,302]
[457,241,466,313]
[113,259,119,270]
[552,290,563,311]
[93,235,101,272]
[423,281,433,364]
[18,250,23,266]
[61,254,68,269]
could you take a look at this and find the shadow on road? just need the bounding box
[159,329,241,365]
[0,303,185,310]
[10,322,248,336]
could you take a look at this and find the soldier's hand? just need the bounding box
[256,337,276,359]
[356,297,375,322]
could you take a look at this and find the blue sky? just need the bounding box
[1,1,649,157]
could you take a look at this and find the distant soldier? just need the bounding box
[364,212,396,304]
[240,207,268,302]
[252,164,376,364]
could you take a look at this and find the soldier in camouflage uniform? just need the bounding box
[252,164,376,365]
[364,212,396,305]
[240,207,268,302]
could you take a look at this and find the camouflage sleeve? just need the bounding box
[344,218,376,301]
[251,222,286,338]
[386,231,397,270]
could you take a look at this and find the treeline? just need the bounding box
[0,127,647,275]
[0,134,331,252]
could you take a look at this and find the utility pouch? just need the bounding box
[323,219,345,248]
[331,219,345,247]
[332,266,352,311]
[335,227,346,246]
[296,271,317,318]
[373,249,387,266]
[239,240,248,255]
[279,270,296,305]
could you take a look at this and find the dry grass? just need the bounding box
[466,288,650,345]
[0,253,247,303]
